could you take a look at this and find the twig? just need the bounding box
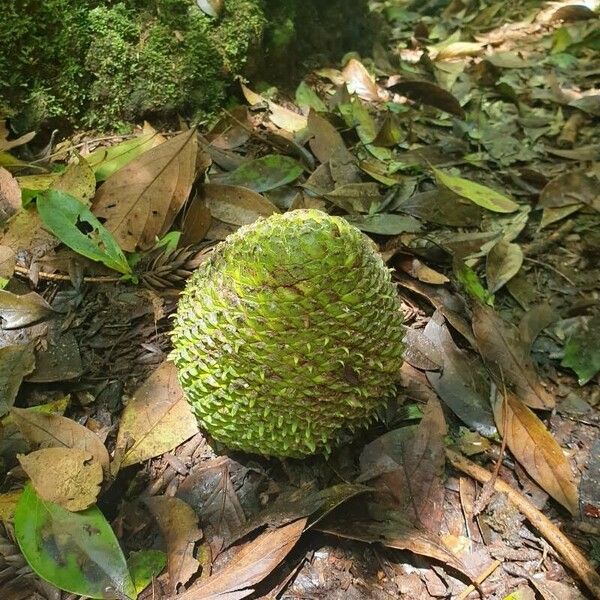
[456,559,501,600]
[14,265,120,283]
[446,448,600,599]
[524,257,576,286]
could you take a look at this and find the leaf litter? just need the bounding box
[1,1,599,598]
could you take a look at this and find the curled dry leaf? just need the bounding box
[0,289,54,329]
[18,447,103,511]
[171,518,307,600]
[486,240,524,293]
[0,166,22,224]
[11,407,110,475]
[145,495,203,593]
[115,361,199,468]
[493,391,579,515]
[93,128,199,252]
[472,304,555,410]
[342,58,382,102]
[201,183,279,226]
[0,342,35,416]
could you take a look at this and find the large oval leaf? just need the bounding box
[14,484,136,599]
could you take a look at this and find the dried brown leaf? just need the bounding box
[145,495,203,593]
[0,290,54,329]
[390,80,465,118]
[93,128,199,251]
[0,343,35,416]
[18,447,103,511]
[0,167,22,224]
[342,59,382,102]
[0,244,15,278]
[172,518,307,600]
[493,391,579,515]
[11,407,110,474]
[201,183,279,226]
[181,193,212,245]
[486,240,523,293]
[115,361,199,468]
[307,111,348,164]
[472,304,555,410]
[539,170,600,211]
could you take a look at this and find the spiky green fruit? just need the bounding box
[170,209,404,457]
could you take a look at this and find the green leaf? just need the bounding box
[561,315,600,385]
[432,167,519,213]
[453,257,494,306]
[14,484,136,599]
[128,549,166,594]
[344,213,422,235]
[295,81,327,112]
[37,190,132,275]
[216,155,303,192]
[85,133,160,182]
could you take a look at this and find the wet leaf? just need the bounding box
[14,484,136,599]
[561,314,600,385]
[486,240,523,293]
[0,289,54,329]
[345,213,422,235]
[472,304,555,410]
[359,397,447,530]
[11,407,110,474]
[433,168,519,213]
[52,158,96,203]
[0,342,35,416]
[201,183,279,226]
[115,361,199,468]
[0,166,21,224]
[493,391,579,515]
[215,155,303,193]
[18,447,103,511]
[93,128,198,252]
[85,129,164,182]
[342,59,381,102]
[145,495,202,593]
[423,312,496,438]
[172,518,306,600]
[295,81,326,112]
[37,190,132,275]
[389,80,465,118]
[128,549,167,595]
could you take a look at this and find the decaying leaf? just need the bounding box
[115,361,199,468]
[486,240,523,293]
[172,518,307,600]
[358,397,447,531]
[145,495,203,593]
[11,407,110,474]
[18,447,103,511]
[52,157,96,203]
[0,166,21,224]
[0,289,54,329]
[93,128,199,251]
[0,342,35,416]
[493,391,579,515]
[14,484,136,599]
[472,304,555,410]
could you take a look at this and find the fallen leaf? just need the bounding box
[539,170,600,212]
[11,407,110,474]
[529,577,588,600]
[14,483,136,599]
[52,157,97,203]
[115,361,199,468]
[0,166,22,224]
[422,312,496,438]
[0,124,35,151]
[241,84,307,132]
[201,183,279,226]
[561,314,600,385]
[486,240,523,293]
[19,447,103,511]
[172,518,307,600]
[0,290,54,329]
[145,495,202,593]
[206,107,251,150]
[214,155,303,192]
[295,81,327,112]
[433,168,519,213]
[342,58,382,102]
[0,244,16,279]
[128,549,167,595]
[472,304,555,410]
[93,128,199,251]
[358,397,447,530]
[389,80,465,118]
[0,343,35,416]
[307,110,349,164]
[493,391,579,515]
[0,489,21,522]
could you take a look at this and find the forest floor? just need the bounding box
[0,0,599,599]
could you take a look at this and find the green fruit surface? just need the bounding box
[170,209,404,457]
